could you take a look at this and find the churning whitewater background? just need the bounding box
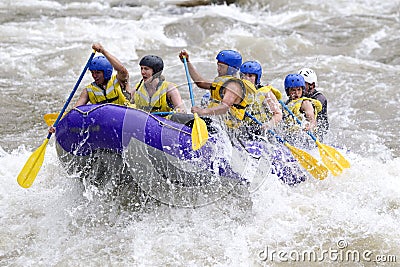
[1,0,399,266]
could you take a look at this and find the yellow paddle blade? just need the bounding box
[315,140,346,176]
[17,139,49,188]
[44,113,59,126]
[191,113,208,151]
[319,141,350,169]
[285,142,329,180]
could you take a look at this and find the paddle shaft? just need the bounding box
[245,112,285,144]
[182,55,208,150]
[244,111,328,180]
[182,57,195,107]
[47,51,96,139]
[17,51,96,188]
[279,100,349,172]
[151,111,175,116]
[279,100,318,141]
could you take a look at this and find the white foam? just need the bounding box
[1,0,399,265]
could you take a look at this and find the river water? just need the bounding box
[1,0,399,266]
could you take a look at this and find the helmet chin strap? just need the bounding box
[149,75,156,83]
[149,73,161,83]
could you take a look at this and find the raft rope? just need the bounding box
[72,104,192,136]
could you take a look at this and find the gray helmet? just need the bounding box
[139,55,164,76]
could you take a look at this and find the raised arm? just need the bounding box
[92,43,129,85]
[179,50,212,90]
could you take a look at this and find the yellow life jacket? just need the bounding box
[208,76,256,128]
[133,79,175,113]
[86,74,130,106]
[245,85,282,123]
[286,97,322,121]
[271,86,282,101]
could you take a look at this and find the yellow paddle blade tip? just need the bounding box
[17,139,49,188]
[191,129,208,151]
[192,140,208,151]
[316,140,351,172]
[285,142,329,180]
[191,114,209,151]
[43,113,59,126]
[310,164,329,180]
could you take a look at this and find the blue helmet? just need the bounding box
[240,61,262,85]
[89,56,113,80]
[216,50,242,75]
[284,74,305,96]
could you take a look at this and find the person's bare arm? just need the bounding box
[262,91,283,129]
[74,88,89,107]
[191,101,230,116]
[301,100,316,131]
[167,84,186,112]
[191,81,241,116]
[92,43,129,84]
[179,50,212,90]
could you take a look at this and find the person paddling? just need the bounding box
[239,60,283,136]
[49,43,131,133]
[282,73,322,147]
[74,43,131,107]
[178,49,257,129]
[298,68,329,140]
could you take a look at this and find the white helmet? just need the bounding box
[298,68,317,84]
